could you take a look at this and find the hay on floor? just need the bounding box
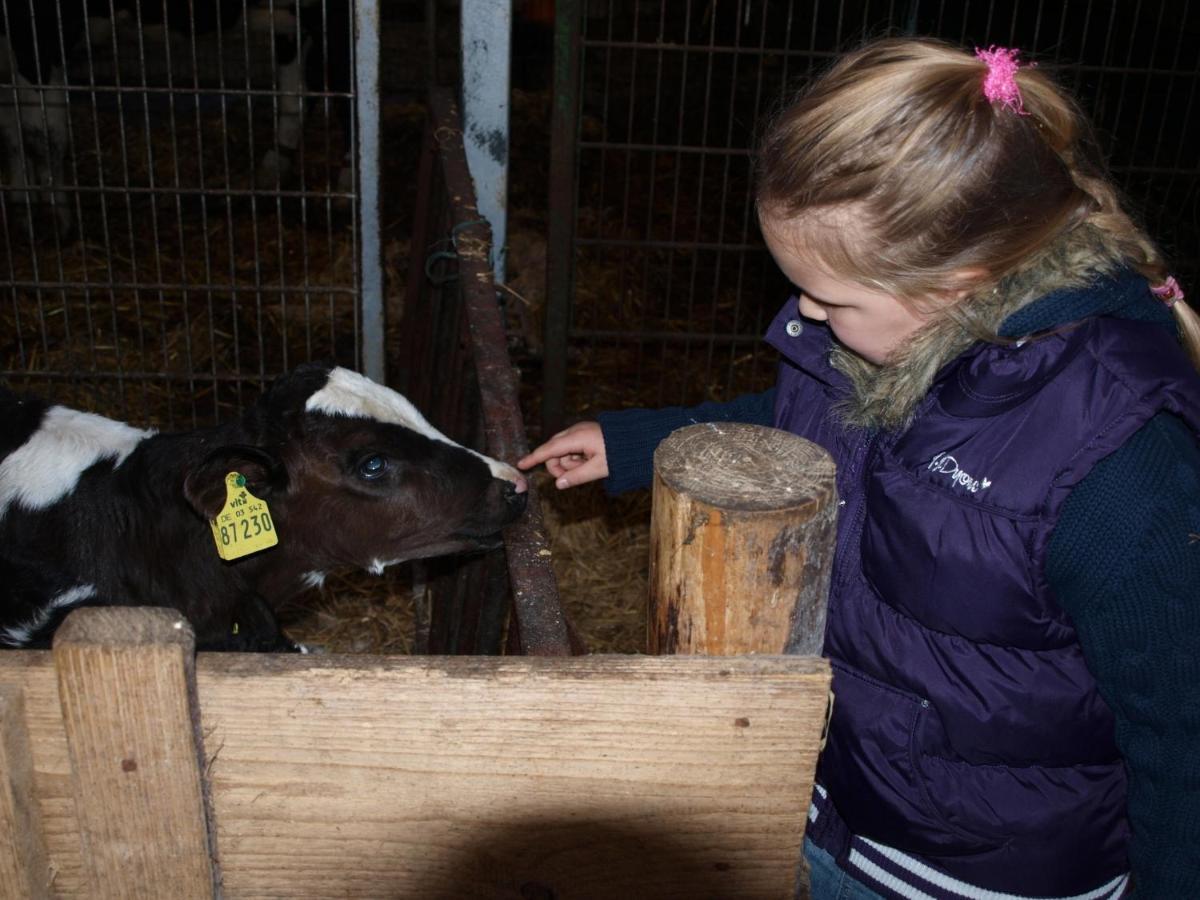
[532,471,651,655]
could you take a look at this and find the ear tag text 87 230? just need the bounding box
[210,472,278,561]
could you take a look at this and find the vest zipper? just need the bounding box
[833,430,878,598]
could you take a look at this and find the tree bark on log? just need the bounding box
[649,423,838,656]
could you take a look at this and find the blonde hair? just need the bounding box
[755,37,1200,369]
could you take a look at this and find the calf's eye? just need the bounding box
[357,454,388,480]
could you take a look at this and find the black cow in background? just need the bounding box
[0,364,528,651]
[0,0,352,236]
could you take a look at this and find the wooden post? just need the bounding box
[649,423,838,656]
[53,607,218,899]
[0,685,50,899]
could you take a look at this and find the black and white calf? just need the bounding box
[0,363,527,651]
[0,0,352,235]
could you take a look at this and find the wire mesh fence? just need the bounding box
[544,0,1200,431]
[0,0,369,429]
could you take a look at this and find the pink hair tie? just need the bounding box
[975,46,1029,115]
[1151,275,1185,308]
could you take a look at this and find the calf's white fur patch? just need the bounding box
[0,406,154,518]
[368,557,403,576]
[1,583,96,647]
[305,368,524,486]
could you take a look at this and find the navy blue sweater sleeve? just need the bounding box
[1047,412,1200,898]
[596,389,776,495]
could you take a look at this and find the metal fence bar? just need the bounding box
[355,0,383,383]
[460,0,512,282]
[544,0,583,435]
[0,279,357,293]
[408,89,574,657]
[725,0,777,393]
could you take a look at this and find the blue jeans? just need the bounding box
[801,837,887,900]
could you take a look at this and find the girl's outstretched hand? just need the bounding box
[518,421,609,489]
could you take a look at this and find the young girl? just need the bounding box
[519,38,1200,899]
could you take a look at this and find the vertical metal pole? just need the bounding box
[425,0,438,90]
[460,0,511,282]
[543,0,582,436]
[356,0,385,383]
[904,0,922,35]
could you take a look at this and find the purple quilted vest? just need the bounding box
[764,296,1200,896]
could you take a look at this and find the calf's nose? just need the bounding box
[491,462,527,494]
[501,478,528,515]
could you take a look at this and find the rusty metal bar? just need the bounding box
[542,0,583,436]
[424,88,574,657]
[400,90,573,657]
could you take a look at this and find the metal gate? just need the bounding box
[544,0,1200,432]
[0,0,385,428]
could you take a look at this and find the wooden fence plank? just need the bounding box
[0,646,827,898]
[200,653,828,899]
[0,652,85,894]
[0,684,51,899]
[53,607,217,899]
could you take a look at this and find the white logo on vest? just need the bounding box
[928,452,992,493]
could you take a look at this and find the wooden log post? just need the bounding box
[649,423,838,656]
[0,685,51,899]
[53,607,218,899]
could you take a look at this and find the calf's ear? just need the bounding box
[183,444,289,521]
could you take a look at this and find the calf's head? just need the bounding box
[184,365,527,578]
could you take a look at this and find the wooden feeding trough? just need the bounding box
[0,93,835,897]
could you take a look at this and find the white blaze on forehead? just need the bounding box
[305,368,524,486]
[0,406,154,518]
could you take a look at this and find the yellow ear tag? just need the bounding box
[209,472,279,561]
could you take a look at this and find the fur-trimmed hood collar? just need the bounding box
[818,224,1171,430]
